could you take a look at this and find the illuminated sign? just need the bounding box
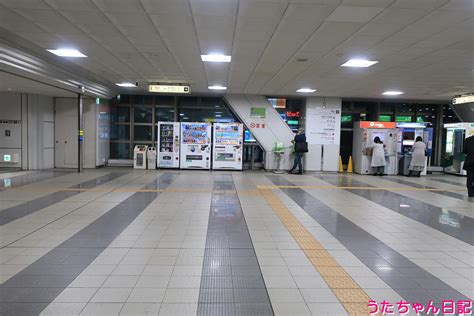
[378,115,391,122]
[444,123,467,128]
[341,115,352,122]
[286,111,300,117]
[396,122,426,128]
[4,179,11,187]
[268,98,286,108]
[149,85,190,94]
[250,108,266,118]
[287,120,299,125]
[396,115,412,122]
[3,154,11,162]
[359,121,396,129]
[453,95,474,105]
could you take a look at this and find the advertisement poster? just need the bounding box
[182,123,208,144]
[215,125,240,145]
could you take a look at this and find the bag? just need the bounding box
[295,142,308,153]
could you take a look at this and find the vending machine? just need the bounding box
[352,121,398,175]
[443,122,474,175]
[180,122,212,169]
[212,123,243,170]
[133,145,148,169]
[157,122,180,168]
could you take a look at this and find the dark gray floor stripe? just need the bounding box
[315,175,473,245]
[429,178,466,187]
[198,174,273,316]
[383,177,473,202]
[266,175,470,305]
[0,171,70,189]
[0,173,176,316]
[0,172,125,226]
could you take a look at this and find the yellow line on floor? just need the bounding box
[259,188,378,316]
[257,185,466,192]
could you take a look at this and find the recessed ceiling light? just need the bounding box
[116,83,137,87]
[208,85,227,90]
[296,88,316,93]
[341,59,378,67]
[47,48,87,58]
[296,58,308,62]
[382,91,404,96]
[201,54,231,63]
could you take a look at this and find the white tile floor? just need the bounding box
[0,169,471,316]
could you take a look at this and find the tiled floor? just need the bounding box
[0,169,472,315]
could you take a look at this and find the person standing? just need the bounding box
[288,128,307,175]
[408,136,427,177]
[371,137,386,176]
[463,135,474,197]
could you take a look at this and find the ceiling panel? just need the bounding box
[1,0,472,99]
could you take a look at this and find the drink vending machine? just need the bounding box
[133,145,148,169]
[180,122,212,169]
[157,122,180,168]
[352,121,398,175]
[212,123,243,170]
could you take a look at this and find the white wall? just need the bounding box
[0,92,54,170]
[305,97,342,171]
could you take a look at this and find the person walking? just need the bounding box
[408,136,427,177]
[371,137,386,176]
[288,128,307,175]
[463,135,474,197]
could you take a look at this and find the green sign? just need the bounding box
[378,115,392,122]
[250,108,266,118]
[396,115,412,122]
[95,97,100,105]
[287,120,299,125]
[341,115,352,122]
[416,116,424,123]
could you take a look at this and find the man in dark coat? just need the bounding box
[463,135,474,197]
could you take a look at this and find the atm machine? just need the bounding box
[180,122,212,169]
[443,122,474,175]
[212,123,243,170]
[352,121,398,175]
[396,122,433,176]
[133,145,148,169]
[157,122,180,168]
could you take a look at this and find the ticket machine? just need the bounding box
[180,122,212,169]
[133,145,148,169]
[352,121,398,175]
[396,122,433,176]
[212,123,243,170]
[444,122,474,175]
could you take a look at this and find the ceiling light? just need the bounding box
[47,48,87,58]
[179,113,184,116]
[341,59,378,67]
[382,91,404,96]
[116,83,137,87]
[296,88,316,93]
[208,85,227,90]
[201,54,231,63]
[215,114,222,117]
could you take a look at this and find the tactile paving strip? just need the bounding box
[259,188,375,316]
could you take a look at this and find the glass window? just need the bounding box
[110,106,130,123]
[118,94,131,105]
[200,97,223,107]
[156,96,174,106]
[396,103,415,114]
[156,107,175,122]
[110,124,130,140]
[342,101,352,112]
[443,105,459,123]
[178,108,235,123]
[380,102,394,114]
[134,106,153,123]
[134,125,153,141]
[179,97,199,107]
[110,143,130,159]
[134,95,153,106]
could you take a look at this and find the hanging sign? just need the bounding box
[250,108,266,118]
[359,121,396,129]
[149,85,190,94]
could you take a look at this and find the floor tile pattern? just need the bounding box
[266,175,470,305]
[197,174,273,316]
[0,173,175,316]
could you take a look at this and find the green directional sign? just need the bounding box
[250,108,266,118]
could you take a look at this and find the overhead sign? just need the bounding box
[268,98,286,109]
[250,108,266,118]
[286,111,300,117]
[453,95,474,105]
[359,121,396,129]
[149,85,190,94]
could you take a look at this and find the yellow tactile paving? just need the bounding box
[259,188,376,316]
[256,184,465,192]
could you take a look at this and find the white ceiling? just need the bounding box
[0,72,76,97]
[0,0,473,100]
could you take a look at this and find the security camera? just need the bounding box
[135,81,139,87]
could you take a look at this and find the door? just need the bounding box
[55,101,78,168]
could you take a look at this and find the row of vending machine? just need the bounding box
[133,122,244,170]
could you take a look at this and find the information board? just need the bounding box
[306,107,341,145]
